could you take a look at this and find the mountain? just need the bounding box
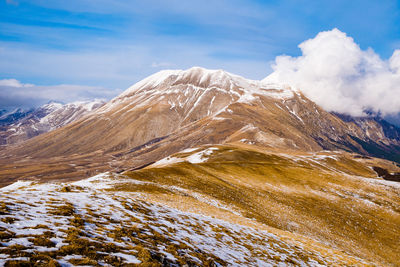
[0,100,105,145]
[1,67,400,266]
[1,67,400,180]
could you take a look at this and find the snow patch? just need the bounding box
[180,147,199,153]
[186,147,219,164]
[0,180,33,191]
[112,253,141,264]
[152,156,184,167]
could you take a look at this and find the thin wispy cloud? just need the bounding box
[5,0,18,6]
[151,62,174,68]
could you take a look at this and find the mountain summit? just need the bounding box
[102,66,294,121]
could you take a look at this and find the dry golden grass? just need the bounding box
[124,144,400,266]
[0,171,379,266]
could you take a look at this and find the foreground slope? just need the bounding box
[125,144,400,266]
[1,146,399,266]
[1,67,400,182]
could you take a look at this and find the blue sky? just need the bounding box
[0,0,399,108]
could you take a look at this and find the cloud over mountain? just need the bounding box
[264,28,400,117]
[0,79,117,109]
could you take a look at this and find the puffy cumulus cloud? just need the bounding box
[0,79,120,109]
[264,28,400,117]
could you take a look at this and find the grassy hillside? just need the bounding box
[0,173,372,266]
[123,144,400,266]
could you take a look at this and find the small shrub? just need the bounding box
[0,202,9,215]
[1,217,16,224]
[29,236,55,247]
[32,224,50,229]
[30,253,60,267]
[137,246,156,263]
[49,203,75,216]
[5,260,31,267]
[60,186,71,192]
[71,215,85,227]
[68,257,98,265]
[0,230,15,239]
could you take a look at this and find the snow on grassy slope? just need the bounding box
[0,174,370,266]
[152,147,219,167]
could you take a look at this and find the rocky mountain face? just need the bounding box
[0,108,34,126]
[334,113,400,163]
[0,100,105,145]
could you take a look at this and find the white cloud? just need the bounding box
[264,28,400,116]
[0,78,32,87]
[0,80,120,109]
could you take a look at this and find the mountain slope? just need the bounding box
[123,144,400,266]
[0,100,105,145]
[5,67,297,156]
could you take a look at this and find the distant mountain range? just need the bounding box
[0,108,35,126]
[0,100,105,145]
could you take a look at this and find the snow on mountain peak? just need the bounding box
[117,67,293,101]
[41,102,64,112]
[119,69,183,97]
[96,67,297,116]
[67,99,105,111]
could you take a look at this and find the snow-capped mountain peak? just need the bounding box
[39,102,64,112]
[120,67,290,97]
[99,67,295,116]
